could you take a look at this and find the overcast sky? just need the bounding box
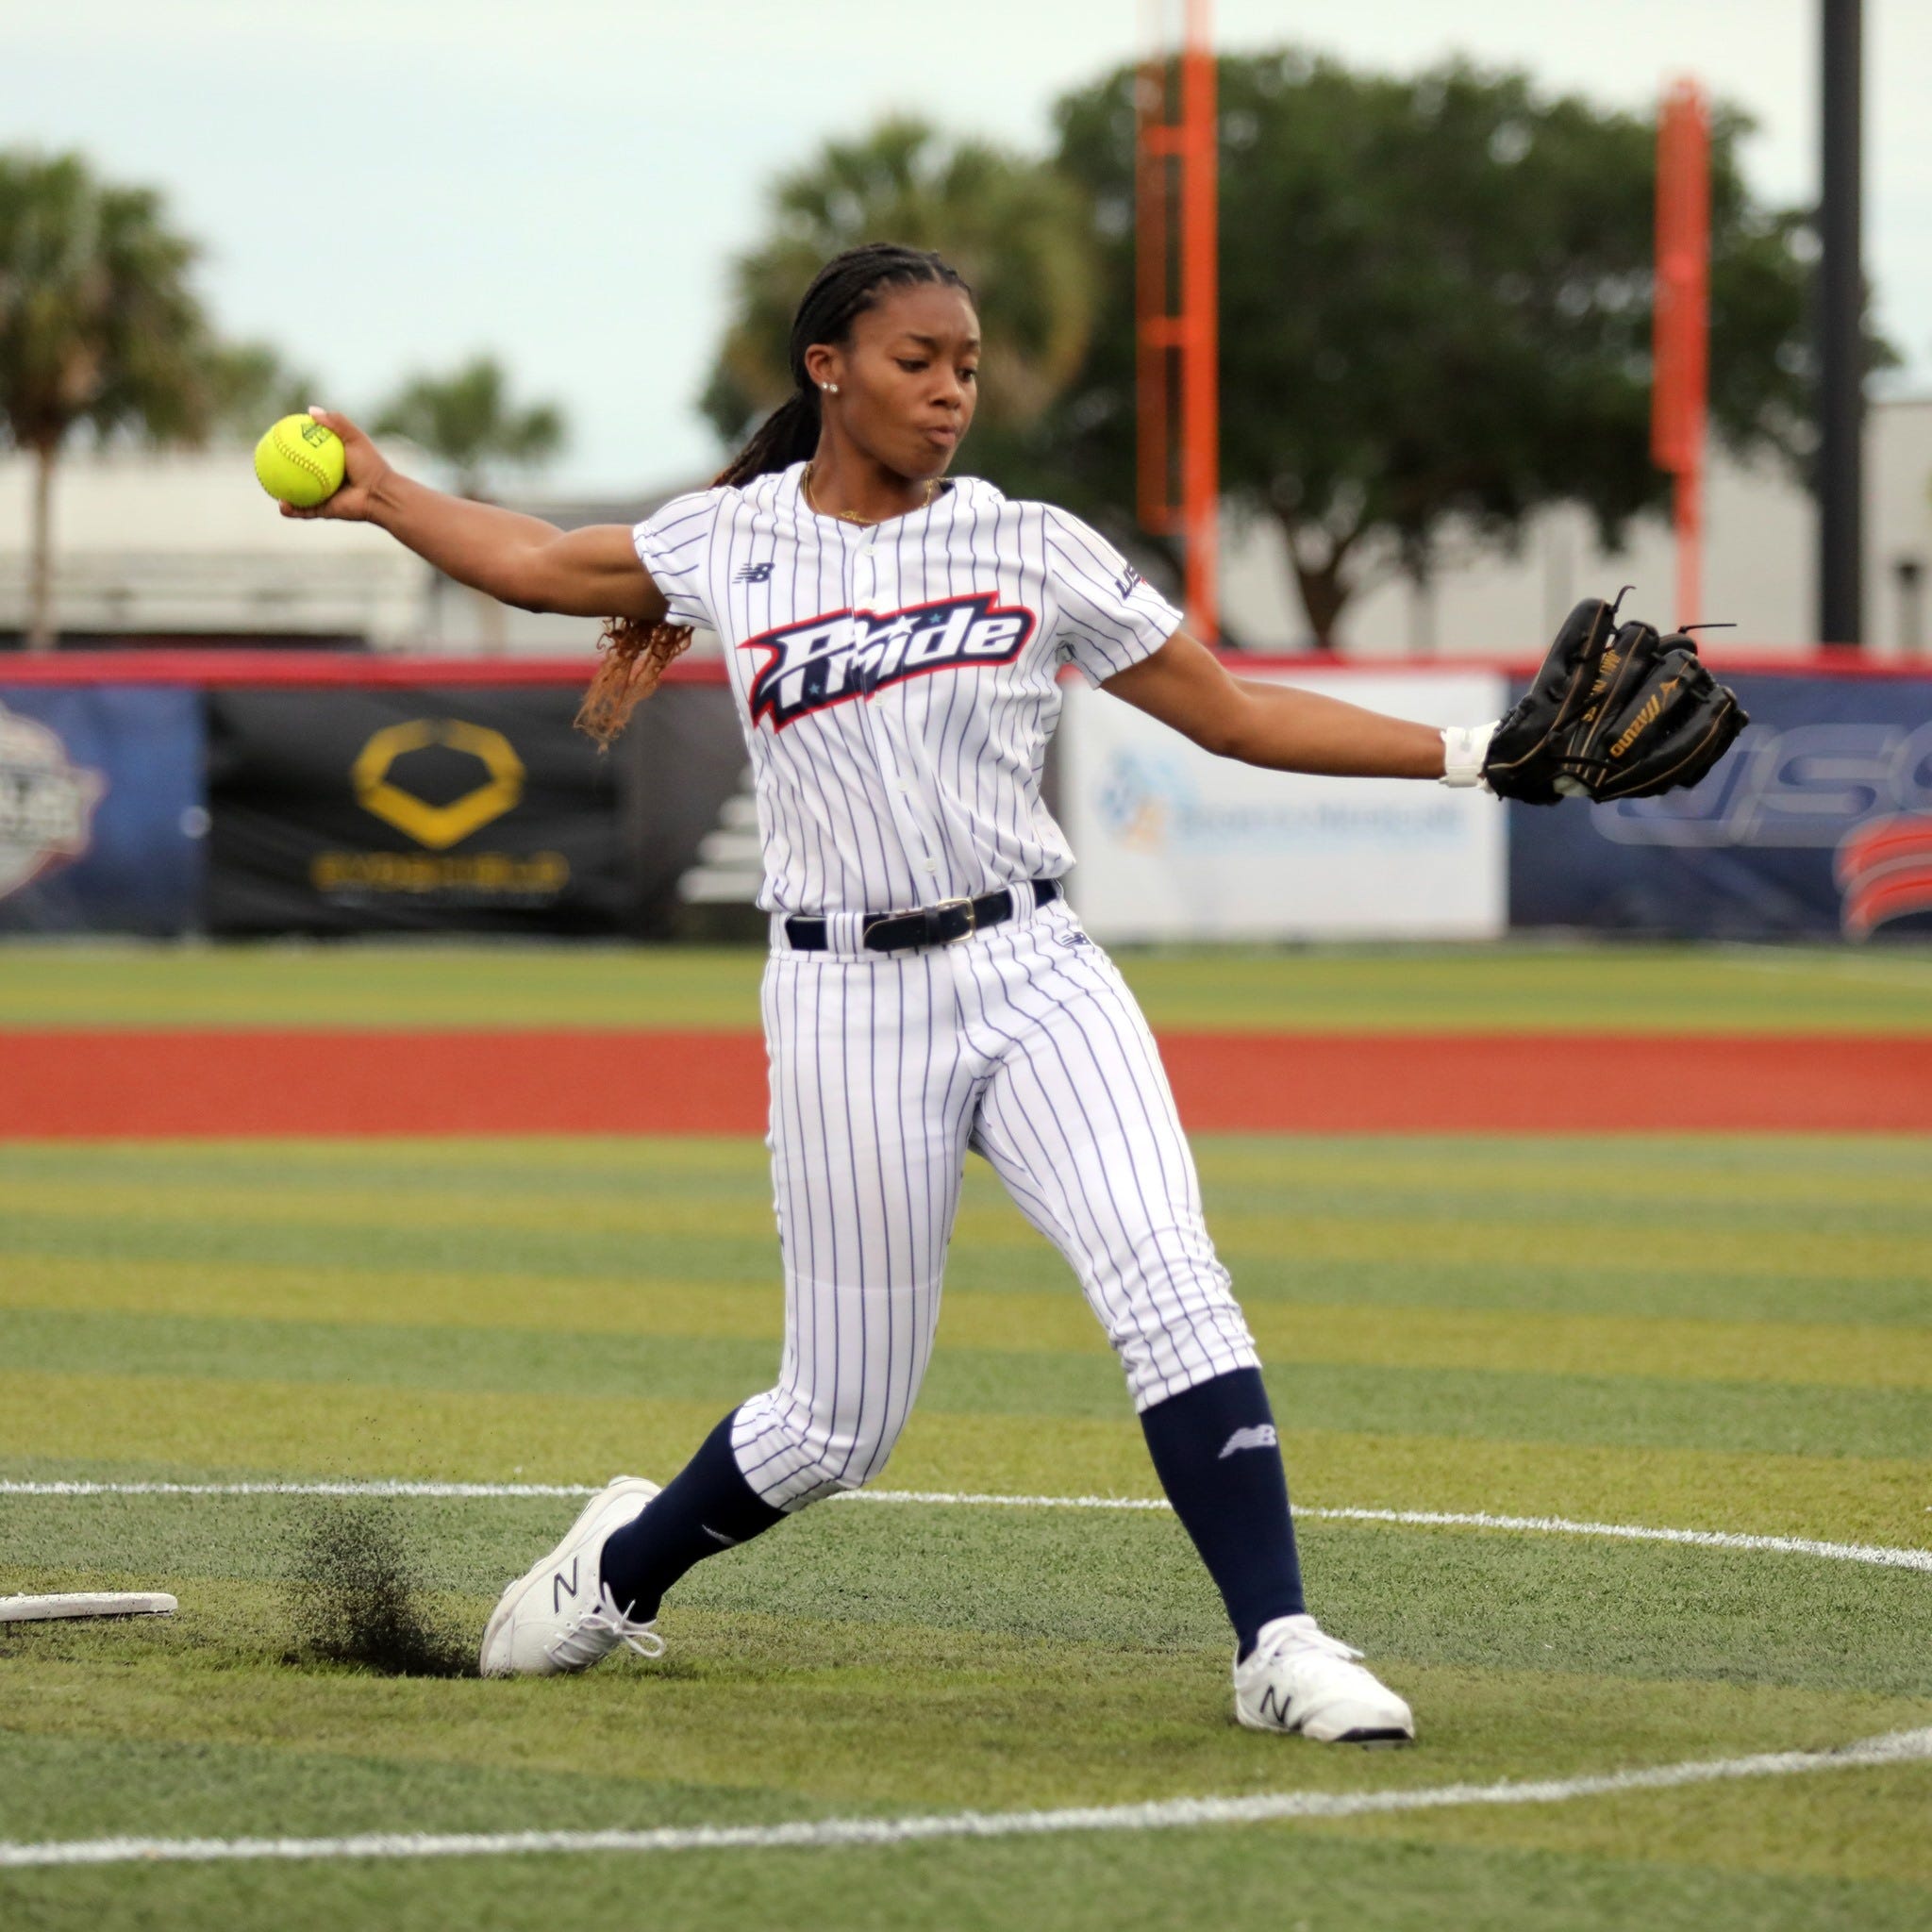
[6,1,1927,493]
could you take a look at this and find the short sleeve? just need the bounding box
[632,489,725,633]
[1041,506,1183,683]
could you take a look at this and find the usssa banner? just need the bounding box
[207,689,625,934]
[0,687,204,935]
[1509,670,1932,939]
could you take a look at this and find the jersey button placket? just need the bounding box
[855,535,943,903]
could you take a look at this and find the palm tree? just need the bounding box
[373,357,565,501]
[206,341,321,442]
[0,151,212,650]
[373,357,566,650]
[701,119,1098,457]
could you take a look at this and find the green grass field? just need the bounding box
[2,937,1929,1031]
[2,943,1929,1930]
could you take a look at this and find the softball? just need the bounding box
[254,413,345,508]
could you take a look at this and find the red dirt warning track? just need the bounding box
[5,1030,1929,1136]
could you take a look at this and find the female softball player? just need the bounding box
[291,242,1500,1743]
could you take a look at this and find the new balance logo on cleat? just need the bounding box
[551,1558,580,1613]
[1256,1684,1293,1724]
[1218,1424,1278,1459]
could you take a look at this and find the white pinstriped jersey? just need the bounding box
[633,461,1183,916]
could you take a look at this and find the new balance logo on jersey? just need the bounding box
[1218,1424,1278,1459]
[744,593,1037,731]
[1116,565,1143,598]
[734,561,774,583]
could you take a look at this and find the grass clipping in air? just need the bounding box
[286,1499,474,1677]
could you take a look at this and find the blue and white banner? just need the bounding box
[0,688,205,935]
[1059,670,1509,942]
[1509,670,1932,940]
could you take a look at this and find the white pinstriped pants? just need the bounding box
[731,892,1259,1511]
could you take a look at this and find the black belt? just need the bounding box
[786,878,1061,954]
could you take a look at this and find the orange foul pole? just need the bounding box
[1653,79,1711,628]
[1136,0,1219,642]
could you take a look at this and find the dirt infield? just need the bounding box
[6,1029,1929,1136]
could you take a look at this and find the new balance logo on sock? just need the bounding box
[700,1524,738,1548]
[1218,1424,1278,1459]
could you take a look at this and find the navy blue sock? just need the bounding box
[598,1410,784,1621]
[1139,1367,1306,1658]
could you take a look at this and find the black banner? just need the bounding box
[208,688,629,935]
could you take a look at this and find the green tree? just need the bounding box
[0,151,212,651]
[1046,54,1838,649]
[374,357,566,649]
[701,118,1098,471]
[206,341,321,441]
[372,356,566,501]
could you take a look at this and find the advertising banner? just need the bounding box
[1058,670,1509,942]
[1509,670,1932,939]
[207,688,625,934]
[0,687,204,935]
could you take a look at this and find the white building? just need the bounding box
[5,400,1930,659]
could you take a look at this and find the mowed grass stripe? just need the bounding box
[6,1308,1929,1463]
[0,1731,845,1845]
[4,941,1928,1032]
[4,1225,1921,1331]
[7,1253,1926,1391]
[8,1134,1932,1221]
[3,1545,1929,1789]
[7,1487,1929,1672]
[7,1819,1930,1932]
[3,1180,1928,1286]
[4,1369,1925,1545]
[5,1641,1930,1848]
[5,1825,1931,1932]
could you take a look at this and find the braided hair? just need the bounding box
[577,242,974,745]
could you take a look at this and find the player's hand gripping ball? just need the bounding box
[254,413,346,508]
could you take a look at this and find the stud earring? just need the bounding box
[822,382,839,393]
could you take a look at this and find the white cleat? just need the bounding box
[1233,1614,1416,1744]
[478,1475,665,1678]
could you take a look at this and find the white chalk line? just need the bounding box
[4,1726,1929,1870]
[3,1479,1927,1574]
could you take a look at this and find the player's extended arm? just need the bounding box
[278,408,665,624]
[1102,629,1450,779]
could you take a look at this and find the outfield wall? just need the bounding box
[1,652,1926,942]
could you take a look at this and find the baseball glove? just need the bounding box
[1483,595,1749,806]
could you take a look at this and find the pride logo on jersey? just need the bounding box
[743,593,1037,730]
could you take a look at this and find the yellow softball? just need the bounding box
[254,413,345,508]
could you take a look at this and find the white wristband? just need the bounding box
[1439,722,1497,791]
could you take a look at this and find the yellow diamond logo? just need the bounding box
[351,719,525,850]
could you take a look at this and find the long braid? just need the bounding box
[577,243,973,745]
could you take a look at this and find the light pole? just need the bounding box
[1817,0,1864,648]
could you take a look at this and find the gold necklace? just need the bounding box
[804,462,938,526]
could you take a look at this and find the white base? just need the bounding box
[0,1591,178,1623]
